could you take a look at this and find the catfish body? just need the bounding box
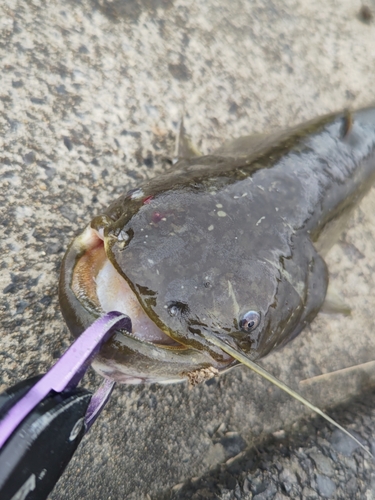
[59,107,375,384]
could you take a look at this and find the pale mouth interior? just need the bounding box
[71,228,178,346]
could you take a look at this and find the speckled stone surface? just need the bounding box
[167,391,375,500]
[1,1,375,499]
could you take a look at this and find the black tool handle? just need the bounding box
[0,378,92,500]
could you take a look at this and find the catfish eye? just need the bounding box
[167,301,189,317]
[239,311,260,332]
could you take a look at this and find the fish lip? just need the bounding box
[59,226,98,337]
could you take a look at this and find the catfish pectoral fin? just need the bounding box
[321,283,352,316]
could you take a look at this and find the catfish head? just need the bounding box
[59,173,318,384]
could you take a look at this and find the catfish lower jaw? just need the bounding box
[63,225,234,383]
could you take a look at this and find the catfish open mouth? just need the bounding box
[70,226,182,348]
[59,224,236,385]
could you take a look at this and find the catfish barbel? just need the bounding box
[59,106,375,455]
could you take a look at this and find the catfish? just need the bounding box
[59,107,375,455]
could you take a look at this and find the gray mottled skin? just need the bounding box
[59,107,375,382]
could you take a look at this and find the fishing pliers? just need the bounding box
[0,311,130,500]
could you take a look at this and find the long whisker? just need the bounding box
[202,330,373,459]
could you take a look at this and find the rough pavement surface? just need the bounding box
[1,1,375,499]
[166,390,375,500]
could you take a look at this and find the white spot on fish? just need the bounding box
[217,211,227,217]
[208,224,214,231]
[130,189,144,200]
[117,230,129,242]
[162,217,167,221]
[256,216,265,226]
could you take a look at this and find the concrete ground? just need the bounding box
[1,0,375,498]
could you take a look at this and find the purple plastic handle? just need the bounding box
[0,311,131,449]
[85,378,116,431]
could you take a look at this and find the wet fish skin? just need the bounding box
[59,106,375,383]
